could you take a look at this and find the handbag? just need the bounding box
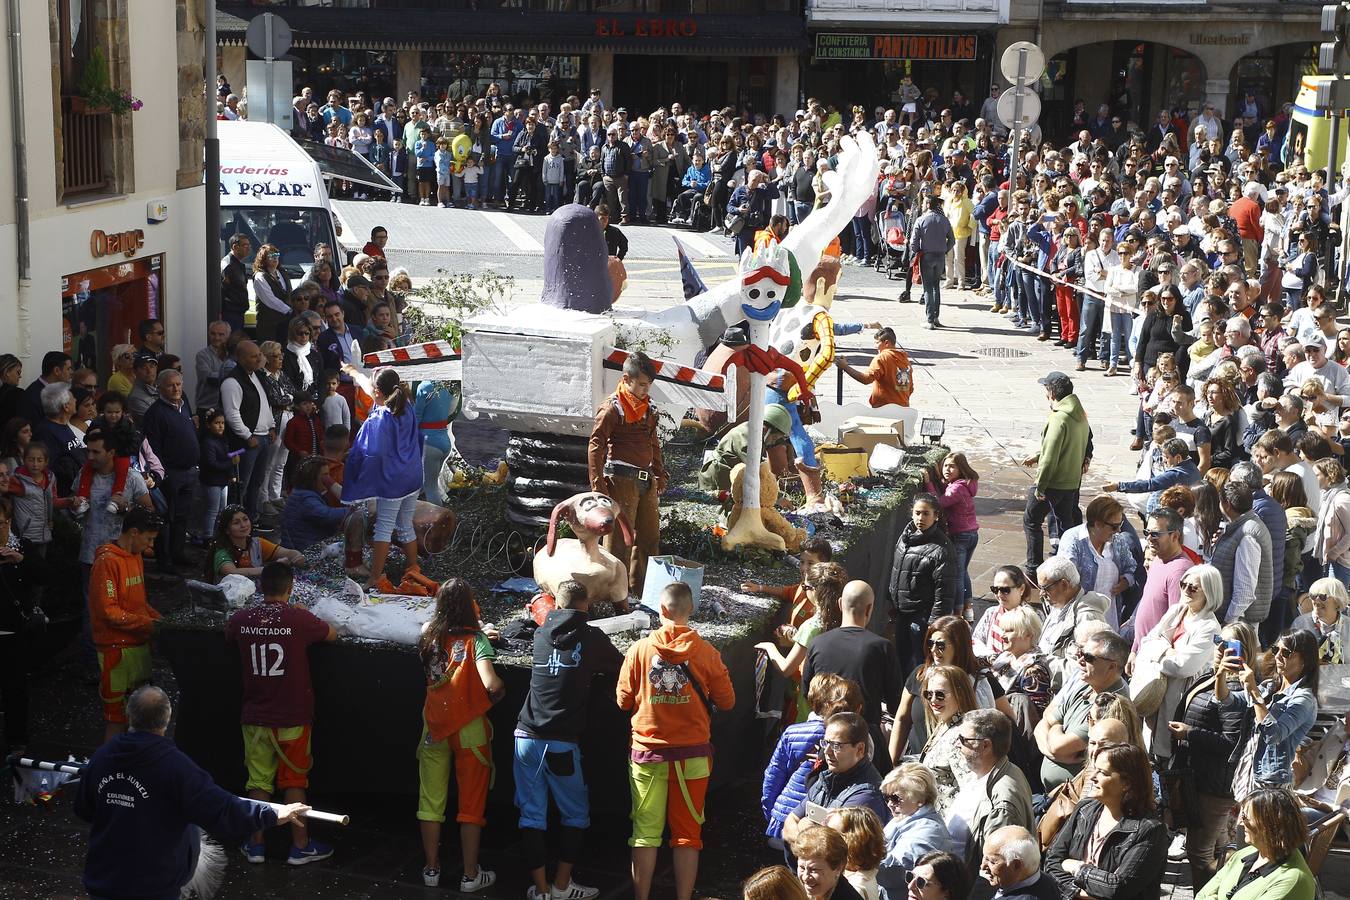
[1128,645,1169,717]
[724,212,745,235]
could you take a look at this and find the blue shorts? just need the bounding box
[466,182,479,199]
[765,388,816,467]
[513,736,589,830]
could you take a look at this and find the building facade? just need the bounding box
[994,0,1321,139]
[217,1,804,122]
[0,0,207,385]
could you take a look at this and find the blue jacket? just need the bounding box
[682,162,711,191]
[141,398,199,470]
[762,718,825,838]
[414,381,457,453]
[1114,459,1202,514]
[1252,490,1287,597]
[280,487,349,551]
[1026,222,1055,269]
[490,115,519,161]
[792,758,889,826]
[973,192,999,234]
[877,805,957,899]
[74,730,277,900]
[1056,524,1139,601]
[1234,679,1318,787]
[342,403,424,502]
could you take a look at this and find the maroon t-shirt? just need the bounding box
[226,602,331,727]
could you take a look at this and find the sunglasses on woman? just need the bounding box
[928,639,947,652]
[989,584,1013,595]
[906,872,930,890]
[921,689,947,702]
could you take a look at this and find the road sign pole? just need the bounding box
[1008,48,1026,192]
[263,13,274,127]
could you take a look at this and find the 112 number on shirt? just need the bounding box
[248,642,287,677]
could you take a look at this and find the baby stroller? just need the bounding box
[876,202,908,279]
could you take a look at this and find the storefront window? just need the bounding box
[420,53,584,107]
[1229,43,1315,118]
[62,256,163,384]
[290,48,397,103]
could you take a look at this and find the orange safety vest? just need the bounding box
[423,632,492,744]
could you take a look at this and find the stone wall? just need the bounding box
[176,0,205,191]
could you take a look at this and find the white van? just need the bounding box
[217,120,340,278]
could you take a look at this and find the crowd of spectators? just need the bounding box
[11,76,1350,900]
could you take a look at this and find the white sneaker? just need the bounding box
[1168,831,1187,861]
[423,868,441,887]
[527,888,548,900]
[461,869,497,893]
[552,881,600,900]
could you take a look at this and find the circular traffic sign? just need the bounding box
[997,87,1041,131]
[246,12,292,59]
[1000,41,1046,85]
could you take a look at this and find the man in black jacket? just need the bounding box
[514,580,623,900]
[140,369,199,573]
[220,233,252,334]
[802,581,901,771]
[75,685,308,900]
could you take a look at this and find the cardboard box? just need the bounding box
[838,416,905,456]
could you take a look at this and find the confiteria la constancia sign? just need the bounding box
[815,33,979,61]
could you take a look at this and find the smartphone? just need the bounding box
[1212,634,1242,660]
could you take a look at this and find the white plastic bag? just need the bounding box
[218,574,257,608]
[869,443,906,475]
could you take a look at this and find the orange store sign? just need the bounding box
[90,228,145,259]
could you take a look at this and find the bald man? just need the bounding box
[981,826,1060,900]
[802,580,902,770]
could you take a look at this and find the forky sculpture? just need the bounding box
[720,241,813,552]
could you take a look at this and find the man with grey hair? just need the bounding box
[1229,459,1286,643]
[952,710,1034,894]
[141,368,199,573]
[1035,630,1128,792]
[1035,557,1108,669]
[194,320,233,411]
[34,381,84,488]
[75,685,309,899]
[981,825,1058,900]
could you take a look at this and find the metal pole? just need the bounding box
[205,0,221,323]
[263,13,274,127]
[1007,49,1027,192]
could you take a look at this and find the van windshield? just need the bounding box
[220,207,335,272]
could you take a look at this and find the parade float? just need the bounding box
[156,132,947,805]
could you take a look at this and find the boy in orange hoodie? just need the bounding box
[616,582,735,900]
[88,506,162,745]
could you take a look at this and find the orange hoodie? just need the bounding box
[616,623,735,752]
[89,541,160,649]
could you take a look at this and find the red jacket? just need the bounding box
[1229,196,1264,242]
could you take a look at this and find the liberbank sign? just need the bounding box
[814,33,978,62]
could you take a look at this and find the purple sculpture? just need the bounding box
[540,204,612,313]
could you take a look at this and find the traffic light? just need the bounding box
[1322,3,1350,75]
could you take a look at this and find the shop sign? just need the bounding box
[814,33,978,62]
[1189,33,1250,46]
[594,17,698,39]
[218,164,315,201]
[90,228,145,259]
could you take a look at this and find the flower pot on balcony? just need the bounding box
[69,96,112,116]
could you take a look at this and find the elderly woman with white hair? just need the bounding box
[1131,564,1224,760]
[1292,576,1350,664]
[875,762,957,899]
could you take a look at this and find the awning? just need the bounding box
[216,4,806,55]
[296,139,403,194]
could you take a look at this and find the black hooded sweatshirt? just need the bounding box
[516,607,624,742]
[74,730,277,900]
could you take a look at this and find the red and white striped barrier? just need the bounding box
[601,348,725,393]
[362,340,461,369]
